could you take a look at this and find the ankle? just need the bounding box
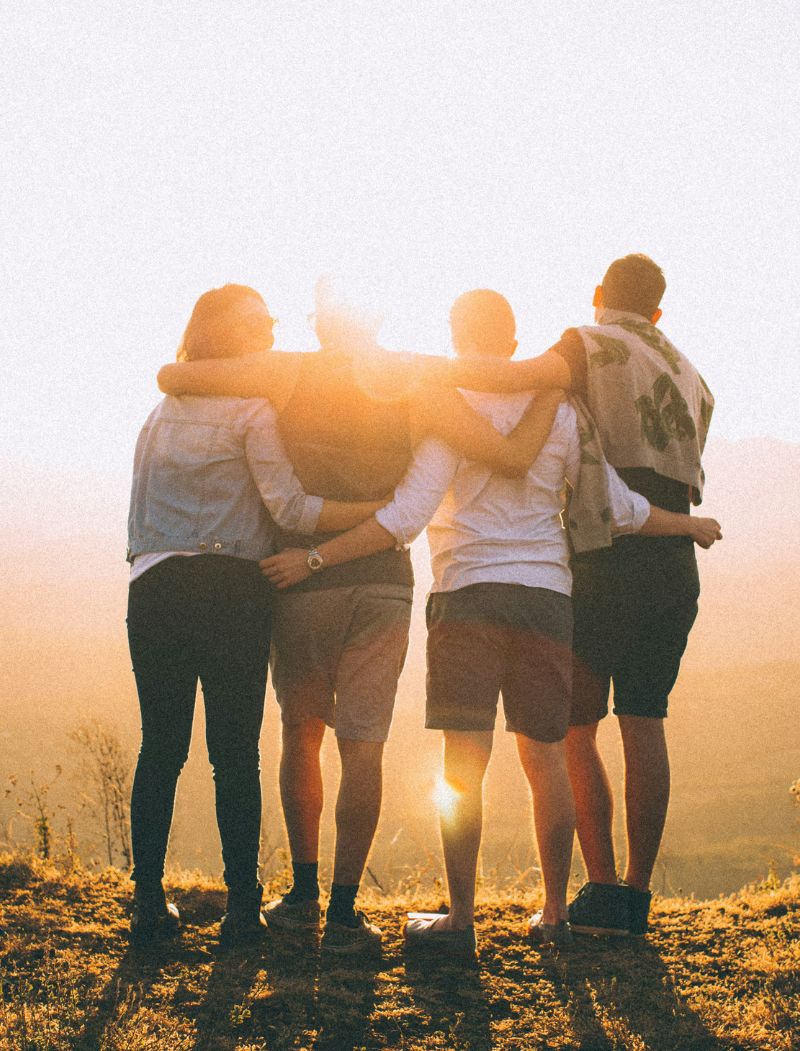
[623,877,651,895]
[289,860,320,901]
[540,902,567,925]
[447,906,474,929]
[326,882,359,926]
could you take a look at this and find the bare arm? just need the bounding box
[639,508,722,548]
[410,347,572,394]
[411,388,563,478]
[261,439,457,588]
[243,402,386,535]
[158,352,303,413]
[316,499,387,532]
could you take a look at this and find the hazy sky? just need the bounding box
[2,0,798,498]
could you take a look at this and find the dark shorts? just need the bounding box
[425,583,573,743]
[570,536,700,724]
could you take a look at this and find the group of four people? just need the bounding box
[126,254,720,956]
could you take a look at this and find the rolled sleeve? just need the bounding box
[605,462,651,535]
[375,439,458,547]
[242,399,323,534]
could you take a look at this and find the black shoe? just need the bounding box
[219,884,268,947]
[568,882,632,937]
[130,884,180,943]
[622,884,652,936]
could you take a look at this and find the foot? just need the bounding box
[567,881,632,937]
[321,910,382,956]
[527,911,573,949]
[263,893,322,932]
[219,884,268,947]
[130,885,180,943]
[404,912,477,959]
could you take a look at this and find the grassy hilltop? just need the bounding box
[0,857,797,1051]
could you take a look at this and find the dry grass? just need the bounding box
[0,853,797,1050]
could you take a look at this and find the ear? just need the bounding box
[651,308,662,325]
[592,285,604,308]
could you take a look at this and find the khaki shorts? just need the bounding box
[270,583,413,742]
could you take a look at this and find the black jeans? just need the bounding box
[127,555,272,893]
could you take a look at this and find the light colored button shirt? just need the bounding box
[128,395,323,581]
[375,392,650,597]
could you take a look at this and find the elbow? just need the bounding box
[496,453,530,479]
[157,365,176,394]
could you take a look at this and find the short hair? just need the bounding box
[178,284,274,361]
[449,289,516,355]
[601,254,666,318]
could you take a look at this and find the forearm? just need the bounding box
[157,352,300,408]
[415,349,571,394]
[638,507,694,537]
[316,517,396,566]
[316,499,386,532]
[413,388,561,478]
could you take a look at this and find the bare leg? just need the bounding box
[431,730,493,930]
[565,721,617,885]
[332,738,385,886]
[516,735,575,924]
[279,719,326,863]
[619,715,670,891]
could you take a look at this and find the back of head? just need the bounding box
[601,254,666,319]
[178,284,274,361]
[449,289,517,357]
[314,276,382,354]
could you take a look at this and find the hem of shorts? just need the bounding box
[504,721,567,744]
[425,718,496,733]
[611,705,669,720]
[279,710,336,730]
[568,709,610,727]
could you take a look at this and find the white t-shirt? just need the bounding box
[375,392,650,597]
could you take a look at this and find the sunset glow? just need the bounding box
[433,776,461,823]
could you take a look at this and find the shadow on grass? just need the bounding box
[546,937,730,1051]
[74,938,207,1051]
[403,953,493,1051]
[192,929,380,1051]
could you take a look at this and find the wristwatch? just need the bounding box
[306,548,325,573]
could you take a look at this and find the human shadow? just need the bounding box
[403,952,493,1051]
[311,949,382,1051]
[542,936,730,1051]
[74,938,208,1051]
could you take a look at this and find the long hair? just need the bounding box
[177,284,275,361]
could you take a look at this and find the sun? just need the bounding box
[432,775,461,823]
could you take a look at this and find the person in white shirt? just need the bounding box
[261,290,721,954]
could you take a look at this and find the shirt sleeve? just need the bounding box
[562,403,582,491]
[374,438,459,547]
[242,399,323,535]
[549,328,587,397]
[605,462,651,535]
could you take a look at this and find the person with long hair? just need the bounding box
[126,284,386,945]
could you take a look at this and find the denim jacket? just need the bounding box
[127,395,323,563]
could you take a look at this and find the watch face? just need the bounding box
[307,550,324,572]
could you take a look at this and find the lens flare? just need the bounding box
[432,776,461,822]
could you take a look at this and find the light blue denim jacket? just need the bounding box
[127,395,323,563]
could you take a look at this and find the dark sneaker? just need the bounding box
[623,884,652,936]
[527,911,573,950]
[321,911,382,956]
[568,882,632,936]
[403,912,477,961]
[219,884,268,947]
[130,885,180,943]
[263,894,322,932]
